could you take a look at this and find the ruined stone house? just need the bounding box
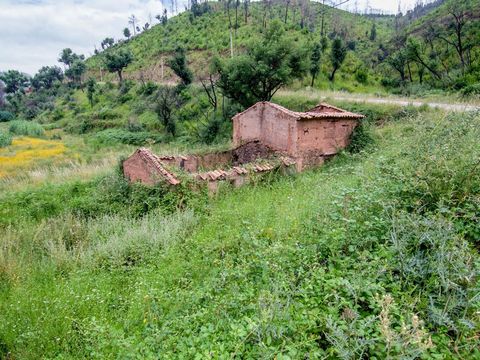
[232,102,364,170]
[123,101,364,190]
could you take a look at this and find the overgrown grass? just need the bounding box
[8,120,45,137]
[0,131,12,148]
[0,108,478,358]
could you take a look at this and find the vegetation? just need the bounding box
[0,1,479,357]
[0,105,479,358]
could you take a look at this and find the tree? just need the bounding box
[123,27,131,39]
[104,49,133,83]
[387,49,408,82]
[128,14,138,35]
[155,86,177,136]
[65,60,86,86]
[243,0,249,24]
[31,66,64,90]
[0,70,29,94]
[58,48,84,68]
[370,23,377,41]
[86,78,96,107]
[406,38,442,80]
[284,0,291,24]
[329,38,347,82]
[168,47,193,86]
[101,37,115,50]
[214,20,308,107]
[310,42,322,86]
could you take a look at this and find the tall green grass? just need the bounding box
[0,131,12,147]
[8,120,45,137]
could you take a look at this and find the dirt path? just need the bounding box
[321,95,479,112]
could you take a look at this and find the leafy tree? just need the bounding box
[406,38,441,80]
[310,42,322,87]
[214,20,308,107]
[370,23,377,41]
[168,47,193,86]
[104,49,134,83]
[123,27,131,39]
[58,48,84,68]
[65,60,86,86]
[0,70,29,94]
[329,38,347,82]
[86,78,96,107]
[31,66,64,90]
[101,37,115,50]
[387,49,408,82]
[155,87,177,136]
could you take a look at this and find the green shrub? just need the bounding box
[461,83,480,98]
[347,123,374,153]
[8,120,45,137]
[0,110,14,122]
[0,131,12,147]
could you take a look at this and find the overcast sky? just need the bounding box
[0,0,419,75]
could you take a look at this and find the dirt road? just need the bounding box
[321,95,480,112]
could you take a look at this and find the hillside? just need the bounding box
[86,1,395,87]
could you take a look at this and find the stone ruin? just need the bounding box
[123,101,364,191]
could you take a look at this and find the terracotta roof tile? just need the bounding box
[136,148,181,185]
[232,101,364,121]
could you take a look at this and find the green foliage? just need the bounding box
[168,47,193,86]
[103,49,134,82]
[65,60,87,86]
[0,70,29,94]
[347,123,374,153]
[155,86,178,136]
[329,38,347,81]
[31,66,64,90]
[215,20,308,107]
[310,42,322,87]
[86,78,96,107]
[0,110,14,122]
[0,131,12,147]
[8,120,45,137]
[369,23,376,41]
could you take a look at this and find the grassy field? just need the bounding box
[0,101,478,358]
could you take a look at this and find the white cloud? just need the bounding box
[0,0,168,74]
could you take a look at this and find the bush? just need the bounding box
[461,83,480,98]
[0,131,12,147]
[347,123,374,153]
[0,111,14,122]
[355,68,368,84]
[8,120,45,137]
